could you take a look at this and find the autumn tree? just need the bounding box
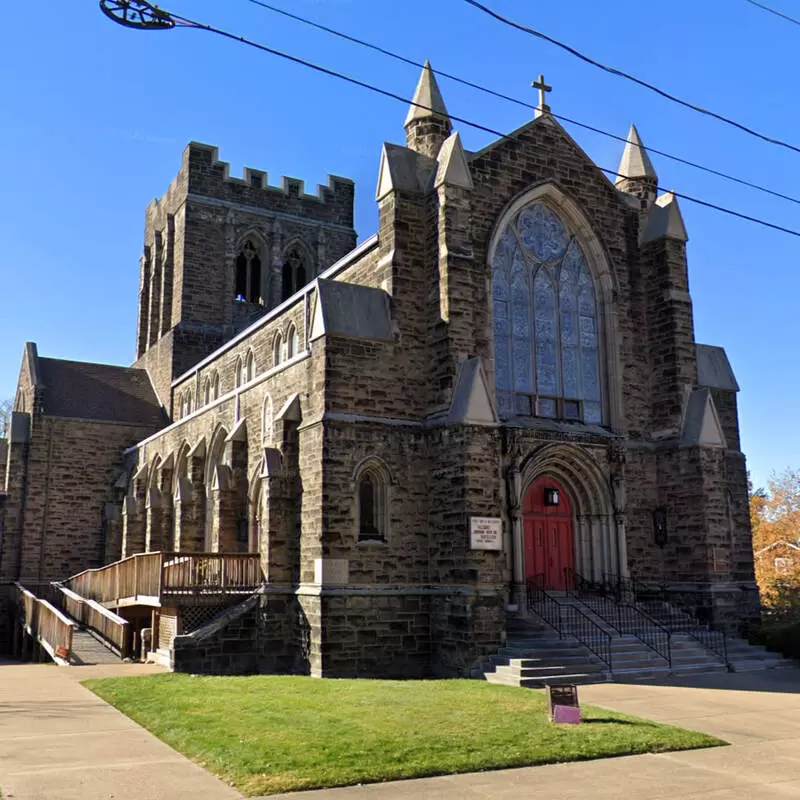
[750,469,800,608]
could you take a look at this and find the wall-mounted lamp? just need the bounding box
[544,487,560,507]
[653,507,668,547]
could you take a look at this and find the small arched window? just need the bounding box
[274,332,283,366]
[245,350,255,382]
[355,460,390,543]
[235,357,245,389]
[212,371,220,400]
[234,238,264,304]
[286,324,299,359]
[282,244,309,301]
[203,379,211,406]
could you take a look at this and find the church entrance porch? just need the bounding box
[523,476,574,590]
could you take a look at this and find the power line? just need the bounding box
[743,0,800,26]
[243,0,800,209]
[463,0,800,158]
[101,2,800,239]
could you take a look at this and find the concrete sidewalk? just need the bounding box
[266,669,800,800]
[3,662,800,800]
[0,662,241,800]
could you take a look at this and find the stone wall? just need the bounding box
[172,590,302,675]
[1,415,157,585]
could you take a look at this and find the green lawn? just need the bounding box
[84,675,725,796]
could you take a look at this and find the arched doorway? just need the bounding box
[523,476,575,590]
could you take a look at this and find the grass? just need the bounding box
[84,675,725,796]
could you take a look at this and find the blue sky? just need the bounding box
[0,0,797,488]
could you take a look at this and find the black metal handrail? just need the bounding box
[602,572,728,665]
[567,568,672,667]
[526,575,612,671]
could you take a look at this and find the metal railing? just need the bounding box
[526,575,613,671]
[602,573,728,665]
[566,570,672,667]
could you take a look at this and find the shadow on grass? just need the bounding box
[583,718,651,726]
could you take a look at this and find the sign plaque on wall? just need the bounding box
[469,516,503,551]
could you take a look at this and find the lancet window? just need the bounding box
[492,201,602,424]
[282,244,309,301]
[234,238,263,304]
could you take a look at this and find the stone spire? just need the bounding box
[405,60,452,159]
[615,124,658,213]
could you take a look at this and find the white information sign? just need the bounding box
[470,516,503,551]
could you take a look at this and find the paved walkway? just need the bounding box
[0,661,241,800]
[267,669,800,800]
[3,662,800,799]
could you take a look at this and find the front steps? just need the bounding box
[483,594,769,688]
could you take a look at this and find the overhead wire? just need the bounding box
[462,0,800,158]
[743,0,800,27]
[144,6,800,238]
[243,0,800,209]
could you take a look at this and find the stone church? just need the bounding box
[0,63,758,677]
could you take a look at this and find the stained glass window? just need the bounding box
[491,201,603,424]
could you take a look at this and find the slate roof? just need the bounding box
[696,345,739,391]
[37,357,166,427]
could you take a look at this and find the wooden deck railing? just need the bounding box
[14,583,75,663]
[65,552,262,607]
[162,553,262,594]
[57,585,130,658]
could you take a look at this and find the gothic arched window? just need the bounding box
[235,357,245,389]
[234,238,263,304]
[273,332,283,366]
[282,244,309,301]
[245,349,255,382]
[492,201,602,424]
[355,459,390,543]
[286,324,299,359]
[203,378,211,406]
[212,371,220,400]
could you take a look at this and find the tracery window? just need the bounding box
[282,244,308,301]
[492,201,602,424]
[234,239,263,304]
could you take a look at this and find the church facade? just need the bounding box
[0,65,758,676]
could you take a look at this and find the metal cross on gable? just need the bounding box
[531,73,552,118]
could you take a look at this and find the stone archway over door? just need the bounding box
[523,476,574,590]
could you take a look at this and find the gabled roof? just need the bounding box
[310,279,393,342]
[681,388,726,448]
[755,540,800,557]
[36,357,166,426]
[696,345,739,392]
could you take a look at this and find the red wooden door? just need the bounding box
[523,477,574,591]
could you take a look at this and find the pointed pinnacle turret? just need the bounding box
[405,60,452,159]
[405,60,449,126]
[615,124,657,184]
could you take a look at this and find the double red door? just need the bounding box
[523,477,574,591]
